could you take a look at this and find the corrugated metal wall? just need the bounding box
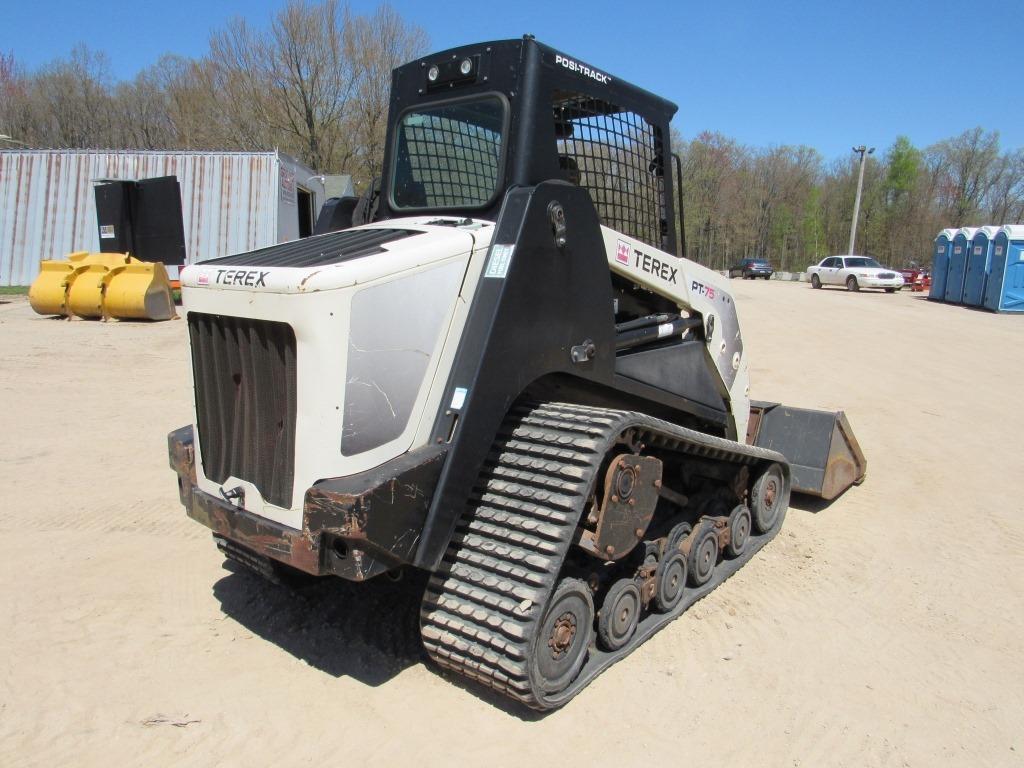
[0,150,284,286]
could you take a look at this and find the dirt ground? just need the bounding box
[1,281,1022,768]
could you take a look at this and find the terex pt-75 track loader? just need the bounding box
[168,37,866,710]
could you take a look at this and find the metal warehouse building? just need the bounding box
[0,149,327,286]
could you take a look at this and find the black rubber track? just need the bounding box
[420,401,790,710]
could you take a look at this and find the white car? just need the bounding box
[807,255,904,292]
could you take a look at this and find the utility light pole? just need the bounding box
[847,145,874,254]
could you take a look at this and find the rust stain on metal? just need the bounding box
[298,268,327,291]
[636,563,658,606]
[704,515,733,551]
[304,485,370,540]
[169,427,443,582]
[579,453,663,561]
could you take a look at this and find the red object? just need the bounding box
[901,268,931,292]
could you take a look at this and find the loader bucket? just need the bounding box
[28,252,176,321]
[748,401,866,500]
[104,261,176,320]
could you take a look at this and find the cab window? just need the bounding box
[392,96,506,209]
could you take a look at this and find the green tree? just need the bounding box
[885,136,921,201]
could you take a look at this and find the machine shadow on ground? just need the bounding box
[789,492,847,514]
[212,560,429,687]
[212,559,555,719]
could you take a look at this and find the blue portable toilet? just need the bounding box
[929,228,957,300]
[963,226,999,306]
[944,227,978,304]
[983,225,1024,313]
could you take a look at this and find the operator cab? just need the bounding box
[377,36,680,256]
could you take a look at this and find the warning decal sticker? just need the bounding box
[484,244,515,279]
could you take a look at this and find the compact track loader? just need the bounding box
[169,36,865,710]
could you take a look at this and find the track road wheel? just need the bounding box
[688,521,719,587]
[653,552,687,613]
[726,504,752,558]
[846,275,860,292]
[598,579,642,651]
[530,578,594,695]
[811,274,821,289]
[751,463,785,534]
[664,521,693,557]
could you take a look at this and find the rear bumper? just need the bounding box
[168,426,446,580]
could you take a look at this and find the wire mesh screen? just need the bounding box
[393,97,505,209]
[553,92,666,248]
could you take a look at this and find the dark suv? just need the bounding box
[728,258,774,280]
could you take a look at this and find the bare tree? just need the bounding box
[343,4,428,187]
[113,62,179,149]
[986,149,1024,225]
[203,0,355,169]
[0,51,33,143]
[931,127,1002,226]
[26,46,116,147]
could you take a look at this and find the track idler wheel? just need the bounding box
[653,552,687,613]
[530,578,595,695]
[751,463,785,534]
[598,579,642,651]
[687,520,720,587]
[725,504,752,558]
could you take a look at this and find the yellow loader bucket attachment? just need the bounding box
[104,261,176,320]
[28,252,176,321]
[748,401,867,501]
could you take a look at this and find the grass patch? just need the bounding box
[0,286,29,296]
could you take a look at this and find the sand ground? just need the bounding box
[0,281,1021,767]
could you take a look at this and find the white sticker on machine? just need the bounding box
[99,225,115,239]
[484,244,515,279]
[450,387,468,410]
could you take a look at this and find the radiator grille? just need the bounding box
[188,313,297,508]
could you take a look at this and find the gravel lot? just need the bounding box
[1,281,1021,767]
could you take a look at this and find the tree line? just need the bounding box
[2,0,1022,270]
[676,128,1024,270]
[0,1,427,192]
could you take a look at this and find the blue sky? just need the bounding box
[3,0,1020,160]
